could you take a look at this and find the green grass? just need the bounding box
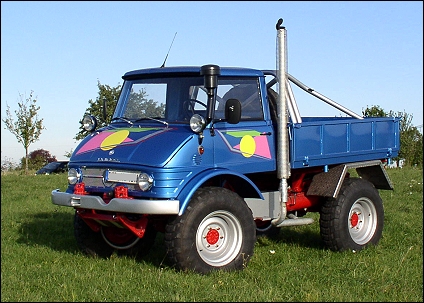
[1,168,423,302]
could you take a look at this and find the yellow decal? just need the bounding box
[100,130,130,151]
[239,135,256,158]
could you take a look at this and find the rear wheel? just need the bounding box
[319,178,384,252]
[165,187,256,274]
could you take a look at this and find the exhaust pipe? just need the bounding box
[272,18,291,228]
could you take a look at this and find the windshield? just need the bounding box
[113,76,263,124]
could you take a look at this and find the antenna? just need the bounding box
[160,32,177,68]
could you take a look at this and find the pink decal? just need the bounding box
[76,132,133,155]
[253,136,271,159]
[233,135,271,159]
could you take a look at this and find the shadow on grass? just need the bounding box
[17,211,78,253]
[17,211,325,271]
[16,210,169,269]
[256,226,326,250]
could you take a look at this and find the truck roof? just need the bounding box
[122,66,264,80]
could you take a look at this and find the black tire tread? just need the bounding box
[74,212,114,258]
[320,177,384,252]
[164,187,256,274]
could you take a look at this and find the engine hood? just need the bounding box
[71,125,193,167]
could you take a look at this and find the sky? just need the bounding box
[1,1,423,163]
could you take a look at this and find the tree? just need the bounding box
[20,148,56,171]
[387,110,422,167]
[1,156,19,173]
[362,105,386,118]
[75,82,165,140]
[64,148,74,159]
[74,81,121,141]
[362,105,423,167]
[126,88,165,118]
[2,91,45,174]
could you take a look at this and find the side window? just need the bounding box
[218,79,263,120]
[189,86,208,110]
[188,78,264,121]
[186,85,208,119]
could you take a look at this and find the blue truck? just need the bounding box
[52,19,400,274]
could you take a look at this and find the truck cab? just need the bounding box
[59,66,278,212]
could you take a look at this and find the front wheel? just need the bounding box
[319,178,384,252]
[74,212,157,259]
[165,187,256,274]
[74,212,114,258]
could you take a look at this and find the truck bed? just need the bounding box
[289,116,400,169]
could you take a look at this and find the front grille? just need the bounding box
[81,168,139,190]
[78,167,193,198]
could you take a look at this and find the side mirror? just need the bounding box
[225,98,241,124]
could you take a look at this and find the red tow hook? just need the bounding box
[77,209,148,238]
[74,183,88,195]
[114,185,133,199]
[76,185,145,237]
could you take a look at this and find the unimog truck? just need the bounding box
[52,19,400,274]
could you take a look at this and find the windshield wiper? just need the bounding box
[134,117,168,127]
[111,117,133,125]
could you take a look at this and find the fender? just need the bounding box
[177,168,264,215]
[306,160,393,198]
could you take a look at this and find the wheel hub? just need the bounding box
[205,228,220,245]
[201,224,224,249]
[350,212,359,227]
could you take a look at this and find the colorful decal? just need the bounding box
[100,130,131,151]
[217,130,272,159]
[239,135,256,157]
[75,127,167,155]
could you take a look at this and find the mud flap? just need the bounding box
[307,160,393,198]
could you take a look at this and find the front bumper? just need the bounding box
[51,189,180,214]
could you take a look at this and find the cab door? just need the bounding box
[211,78,276,173]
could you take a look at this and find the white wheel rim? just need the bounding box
[196,210,243,267]
[348,197,378,245]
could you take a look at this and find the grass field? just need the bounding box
[1,167,422,302]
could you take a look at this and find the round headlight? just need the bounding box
[68,168,81,185]
[82,115,97,132]
[137,173,153,191]
[190,114,206,133]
